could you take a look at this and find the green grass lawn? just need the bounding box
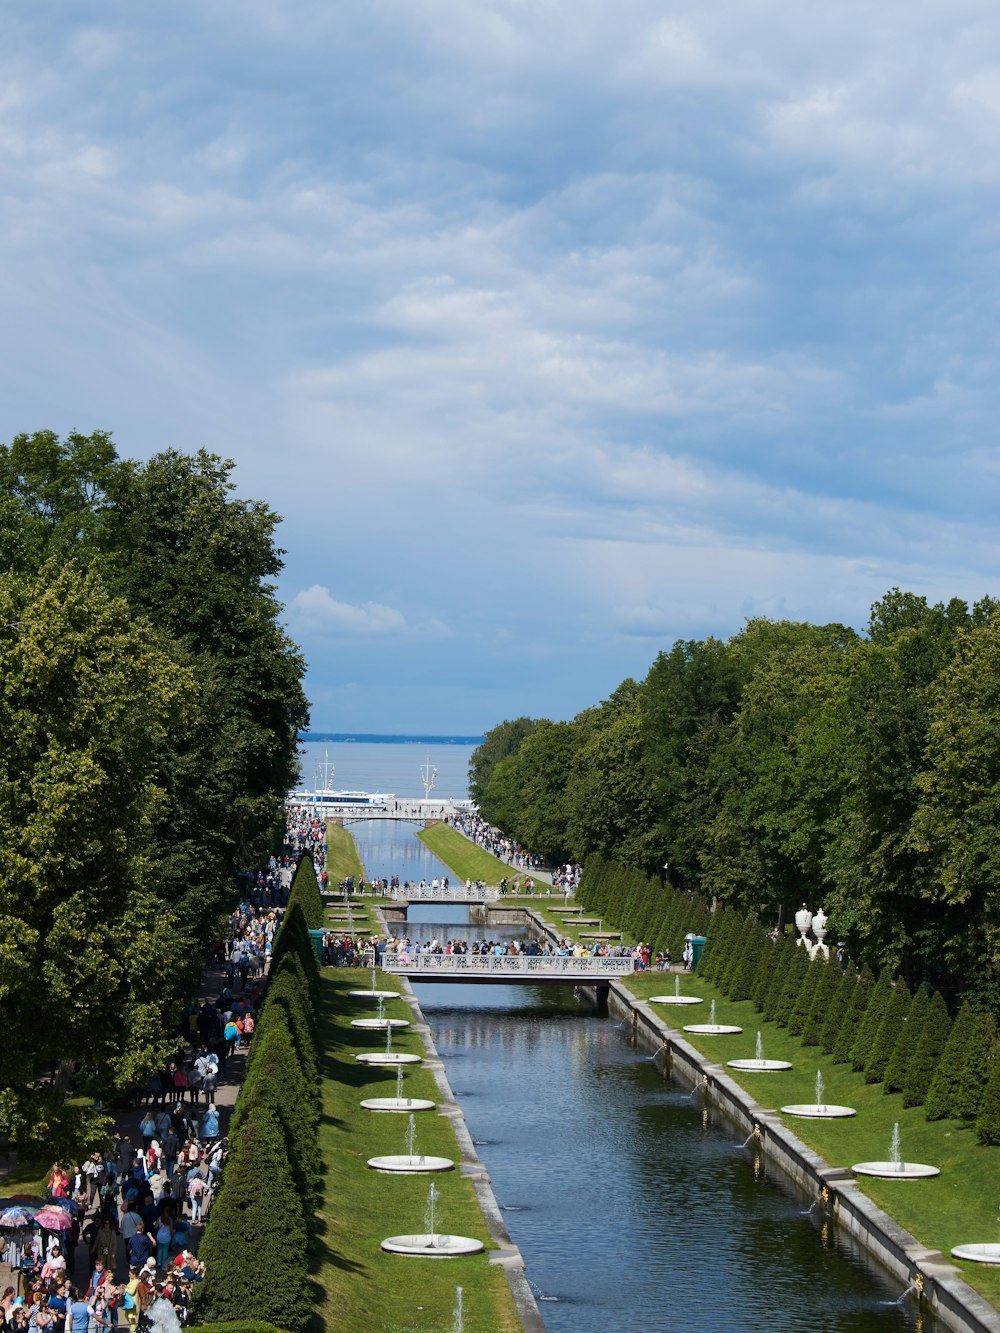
[325,822,367,883]
[418,823,536,889]
[313,967,522,1333]
[623,968,1000,1311]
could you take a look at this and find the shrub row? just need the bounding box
[582,859,1000,1144]
[193,862,323,1330]
[578,853,711,963]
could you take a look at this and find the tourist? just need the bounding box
[65,1288,91,1333]
[45,1165,68,1199]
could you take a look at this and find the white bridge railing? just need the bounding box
[382,954,633,978]
[383,885,500,902]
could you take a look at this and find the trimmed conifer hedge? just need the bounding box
[287,852,324,930]
[802,952,842,1047]
[194,870,323,1327]
[851,968,893,1072]
[977,1044,1000,1146]
[955,1012,999,1122]
[788,956,823,1037]
[903,990,950,1109]
[193,1107,312,1331]
[864,978,911,1085]
[883,988,928,1094]
[924,1002,975,1121]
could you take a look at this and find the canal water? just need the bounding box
[351,819,935,1332]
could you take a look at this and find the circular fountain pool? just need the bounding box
[381,1233,484,1257]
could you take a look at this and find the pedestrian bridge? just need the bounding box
[380,885,501,904]
[380,954,634,984]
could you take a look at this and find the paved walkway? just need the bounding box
[1,958,250,1292]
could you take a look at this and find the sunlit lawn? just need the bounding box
[325,822,366,883]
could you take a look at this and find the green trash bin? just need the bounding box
[690,935,707,972]
[308,928,326,966]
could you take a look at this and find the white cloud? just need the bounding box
[289,587,407,636]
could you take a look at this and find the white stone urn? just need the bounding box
[794,904,813,947]
[812,907,828,944]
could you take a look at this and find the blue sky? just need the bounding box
[3,2,1000,733]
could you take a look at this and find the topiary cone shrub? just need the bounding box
[903,990,951,1108]
[194,1108,312,1331]
[925,1002,975,1121]
[864,978,911,1085]
[883,988,928,1095]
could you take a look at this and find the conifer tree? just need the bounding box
[750,937,779,1011]
[903,990,951,1108]
[788,956,823,1037]
[976,1049,1000,1146]
[232,1008,321,1229]
[864,978,911,1085]
[194,1107,311,1330]
[803,951,843,1047]
[772,943,809,1027]
[819,967,850,1053]
[729,922,764,1001]
[850,968,892,1071]
[831,965,873,1063]
[698,907,733,984]
[761,940,794,1023]
[954,1012,999,1122]
[287,851,323,929]
[925,1002,975,1121]
[884,987,928,1094]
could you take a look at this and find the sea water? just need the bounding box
[296,735,478,800]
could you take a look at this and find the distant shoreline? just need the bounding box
[300,732,484,745]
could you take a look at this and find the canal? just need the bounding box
[349,819,935,1332]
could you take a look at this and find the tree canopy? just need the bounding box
[0,430,308,1156]
[470,588,1000,1008]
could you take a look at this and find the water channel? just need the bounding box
[349,819,937,1333]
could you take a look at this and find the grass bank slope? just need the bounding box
[418,823,534,889]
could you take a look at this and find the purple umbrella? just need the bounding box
[0,1207,31,1227]
[45,1197,79,1217]
[33,1207,73,1231]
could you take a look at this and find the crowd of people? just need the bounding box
[0,844,306,1333]
[445,813,582,893]
[446,811,545,872]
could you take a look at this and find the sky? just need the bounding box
[3,2,1000,734]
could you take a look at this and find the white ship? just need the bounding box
[287,751,394,811]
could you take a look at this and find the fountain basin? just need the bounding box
[381,1234,484,1257]
[951,1244,1000,1265]
[361,1097,436,1113]
[650,995,703,1005]
[781,1103,856,1119]
[351,1017,410,1029]
[356,1053,421,1066]
[685,1024,743,1035]
[368,1154,454,1173]
[728,1058,792,1071]
[852,1161,940,1179]
[348,989,400,1000]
